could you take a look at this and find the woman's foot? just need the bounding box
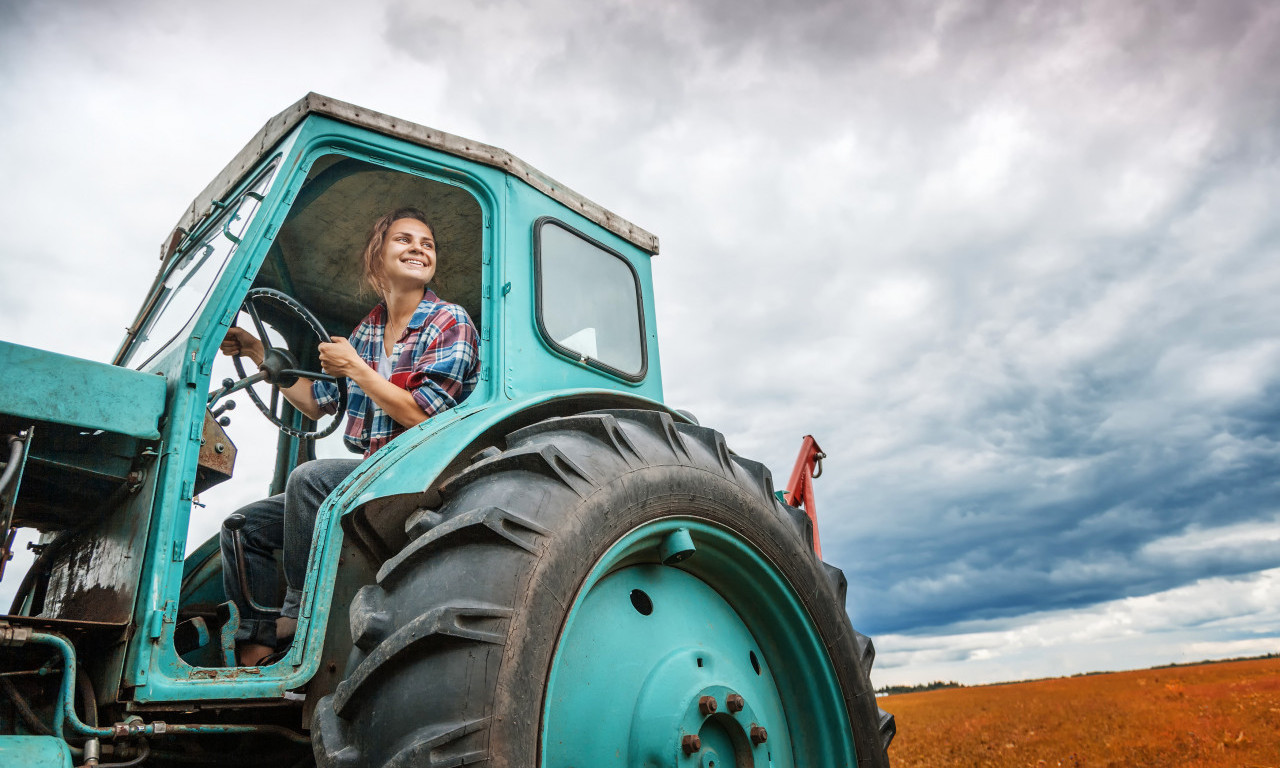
[276,615,297,643]
[236,617,297,666]
[237,642,274,666]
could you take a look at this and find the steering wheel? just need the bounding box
[216,287,348,439]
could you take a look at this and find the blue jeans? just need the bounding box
[219,458,361,647]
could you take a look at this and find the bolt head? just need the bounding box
[750,725,768,745]
[698,695,718,715]
[682,734,702,755]
[726,693,745,713]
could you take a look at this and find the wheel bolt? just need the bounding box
[750,725,768,745]
[682,734,702,754]
[726,693,745,713]
[698,695,718,715]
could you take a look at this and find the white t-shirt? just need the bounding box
[377,344,394,380]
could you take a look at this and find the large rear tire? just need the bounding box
[313,410,894,767]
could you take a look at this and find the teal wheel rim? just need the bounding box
[541,518,857,766]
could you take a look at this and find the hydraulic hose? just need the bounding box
[15,630,310,746]
[6,531,68,614]
[94,739,150,768]
[0,676,53,735]
[0,434,25,499]
[76,665,98,727]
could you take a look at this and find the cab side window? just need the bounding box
[535,220,645,379]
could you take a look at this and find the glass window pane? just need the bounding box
[538,222,644,376]
[127,163,277,369]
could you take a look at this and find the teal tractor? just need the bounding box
[0,94,895,767]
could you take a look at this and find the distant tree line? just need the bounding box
[876,652,1279,695]
[876,680,963,695]
[1145,651,1278,670]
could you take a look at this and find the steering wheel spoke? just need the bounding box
[269,383,281,421]
[226,287,348,440]
[281,368,337,383]
[244,299,273,353]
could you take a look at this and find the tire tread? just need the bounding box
[378,507,549,587]
[333,603,511,718]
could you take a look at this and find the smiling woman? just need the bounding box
[213,197,481,665]
[365,213,438,300]
[159,150,491,667]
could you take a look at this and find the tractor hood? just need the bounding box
[0,341,165,440]
[0,341,166,531]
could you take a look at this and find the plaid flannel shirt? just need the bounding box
[312,289,479,457]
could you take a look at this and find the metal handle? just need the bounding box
[224,514,281,616]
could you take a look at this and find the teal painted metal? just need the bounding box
[0,736,73,768]
[548,566,794,766]
[0,94,893,766]
[0,342,166,440]
[542,519,858,766]
[339,390,676,510]
[659,526,696,564]
[113,135,300,696]
[178,531,224,606]
[500,156,664,402]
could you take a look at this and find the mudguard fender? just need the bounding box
[294,389,685,702]
[334,389,685,512]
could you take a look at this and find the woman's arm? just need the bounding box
[220,327,324,420]
[317,309,478,430]
[317,337,427,429]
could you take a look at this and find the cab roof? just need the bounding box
[165,92,659,259]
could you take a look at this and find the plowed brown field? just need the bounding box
[879,656,1280,767]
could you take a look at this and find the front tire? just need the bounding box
[313,410,894,767]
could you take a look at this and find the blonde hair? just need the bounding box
[361,207,435,298]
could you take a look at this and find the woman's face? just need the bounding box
[379,217,437,292]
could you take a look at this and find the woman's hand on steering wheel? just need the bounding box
[220,327,266,367]
[317,336,366,380]
[215,288,348,440]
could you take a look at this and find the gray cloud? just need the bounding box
[1,0,1277,684]
[875,566,1280,685]
[375,0,1280,653]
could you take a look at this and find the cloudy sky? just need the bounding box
[1,0,1277,687]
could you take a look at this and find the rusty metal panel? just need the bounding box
[4,422,148,531]
[36,469,156,625]
[194,412,236,496]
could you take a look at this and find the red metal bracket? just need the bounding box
[783,435,826,557]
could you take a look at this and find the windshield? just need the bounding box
[123,162,279,370]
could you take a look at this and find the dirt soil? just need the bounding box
[879,656,1280,768]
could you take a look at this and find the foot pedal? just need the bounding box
[174,616,210,655]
